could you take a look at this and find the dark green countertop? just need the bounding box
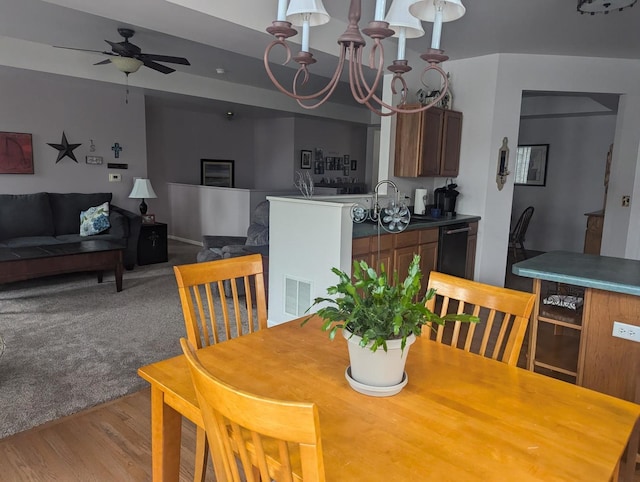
[512,251,640,296]
[352,214,481,239]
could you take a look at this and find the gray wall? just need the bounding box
[513,113,616,252]
[0,67,147,212]
[293,117,368,187]
[146,103,369,222]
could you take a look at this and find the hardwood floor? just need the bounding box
[0,388,211,481]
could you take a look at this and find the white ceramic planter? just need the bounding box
[343,329,416,387]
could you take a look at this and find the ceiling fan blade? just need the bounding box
[142,59,175,74]
[140,53,190,65]
[53,46,115,56]
[94,59,112,66]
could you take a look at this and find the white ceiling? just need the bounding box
[2,0,638,115]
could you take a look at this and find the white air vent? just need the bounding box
[284,276,312,317]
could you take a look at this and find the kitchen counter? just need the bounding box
[352,213,481,238]
[512,250,640,296]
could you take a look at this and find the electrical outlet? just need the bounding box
[108,173,121,182]
[612,321,640,342]
[622,195,630,207]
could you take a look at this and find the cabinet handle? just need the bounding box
[444,227,471,235]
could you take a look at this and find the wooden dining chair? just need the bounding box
[180,338,326,482]
[424,271,536,366]
[173,254,268,481]
[173,253,268,349]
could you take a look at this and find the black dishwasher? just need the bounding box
[438,223,470,278]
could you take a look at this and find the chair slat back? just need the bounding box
[174,254,268,349]
[181,338,326,482]
[424,271,535,366]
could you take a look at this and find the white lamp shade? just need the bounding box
[129,178,157,199]
[385,0,425,38]
[286,0,330,26]
[110,57,144,74]
[409,0,465,22]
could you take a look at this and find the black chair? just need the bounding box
[509,206,534,260]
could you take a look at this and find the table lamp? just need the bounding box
[128,178,157,215]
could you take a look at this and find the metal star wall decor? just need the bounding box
[47,131,81,163]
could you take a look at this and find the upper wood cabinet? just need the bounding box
[394,105,462,178]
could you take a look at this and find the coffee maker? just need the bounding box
[434,181,459,217]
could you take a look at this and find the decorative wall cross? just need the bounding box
[111,142,123,158]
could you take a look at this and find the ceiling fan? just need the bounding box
[54,28,190,75]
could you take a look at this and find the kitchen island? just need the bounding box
[513,251,640,403]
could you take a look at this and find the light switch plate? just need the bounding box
[108,173,121,182]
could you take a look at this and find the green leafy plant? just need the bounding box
[304,254,479,352]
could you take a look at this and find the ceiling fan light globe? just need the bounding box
[111,57,143,74]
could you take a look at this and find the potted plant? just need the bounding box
[304,254,478,394]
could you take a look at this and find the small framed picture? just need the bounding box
[142,214,156,225]
[301,150,312,169]
[351,159,357,170]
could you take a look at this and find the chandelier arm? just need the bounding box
[291,53,348,109]
[264,39,345,102]
[348,42,385,106]
[360,66,450,116]
[366,63,451,115]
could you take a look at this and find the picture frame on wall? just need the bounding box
[301,150,312,169]
[514,144,549,186]
[201,159,235,187]
[0,132,33,174]
[142,214,156,225]
[350,159,357,170]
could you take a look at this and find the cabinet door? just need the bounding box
[419,107,444,176]
[418,242,438,298]
[369,234,394,274]
[352,237,370,267]
[440,110,462,177]
[394,105,423,177]
[394,245,419,285]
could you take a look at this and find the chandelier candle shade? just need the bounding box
[265,0,465,116]
[128,178,157,215]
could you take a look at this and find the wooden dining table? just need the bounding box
[138,315,640,481]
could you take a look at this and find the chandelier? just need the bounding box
[264,0,465,116]
[577,0,636,14]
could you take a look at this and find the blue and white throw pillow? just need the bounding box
[80,202,111,236]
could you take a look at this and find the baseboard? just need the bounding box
[168,235,203,247]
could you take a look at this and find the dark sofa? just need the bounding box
[0,192,142,269]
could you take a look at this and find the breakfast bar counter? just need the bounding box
[513,251,640,403]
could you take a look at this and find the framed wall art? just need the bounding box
[201,159,235,187]
[301,150,312,169]
[515,144,549,186]
[0,132,33,174]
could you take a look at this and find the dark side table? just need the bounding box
[137,222,168,265]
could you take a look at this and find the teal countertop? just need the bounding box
[512,251,640,296]
[352,214,481,238]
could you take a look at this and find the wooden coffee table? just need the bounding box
[0,240,125,292]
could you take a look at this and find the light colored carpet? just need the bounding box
[0,240,202,439]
